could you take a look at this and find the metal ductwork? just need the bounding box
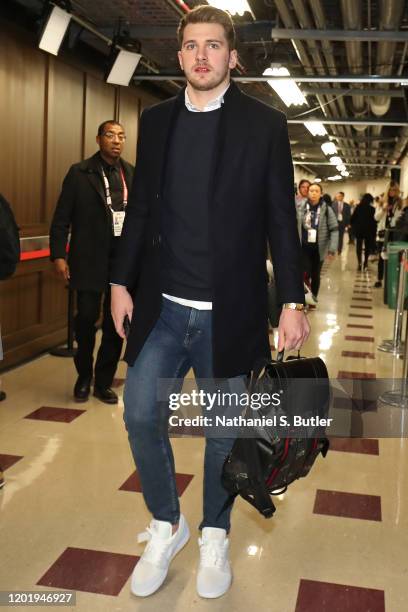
[370,0,405,116]
[340,0,366,131]
[274,0,356,173]
[308,0,361,164]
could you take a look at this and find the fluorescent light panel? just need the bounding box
[39,6,71,55]
[106,50,142,86]
[207,0,252,16]
[263,66,307,108]
[330,156,343,166]
[304,121,327,136]
[321,141,337,156]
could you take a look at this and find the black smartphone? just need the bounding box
[123,315,131,338]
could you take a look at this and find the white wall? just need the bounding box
[294,166,316,187]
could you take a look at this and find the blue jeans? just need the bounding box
[123,297,246,532]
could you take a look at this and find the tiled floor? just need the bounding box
[1,240,407,611]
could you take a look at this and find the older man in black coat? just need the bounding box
[110,6,310,600]
[50,121,134,403]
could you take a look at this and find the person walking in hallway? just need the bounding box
[295,179,311,212]
[373,181,403,288]
[350,193,376,271]
[50,121,134,403]
[298,182,339,303]
[332,191,351,255]
[110,5,309,600]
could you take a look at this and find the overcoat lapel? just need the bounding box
[82,154,106,205]
[157,88,185,197]
[209,82,250,204]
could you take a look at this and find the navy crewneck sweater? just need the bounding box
[161,105,221,301]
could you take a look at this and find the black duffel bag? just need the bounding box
[221,351,330,518]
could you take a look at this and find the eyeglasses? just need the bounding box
[102,131,126,141]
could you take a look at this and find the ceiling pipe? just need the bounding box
[136,75,408,83]
[340,0,366,131]
[308,0,360,166]
[370,0,405,116]
[291,0,355,164]
[371,1,405,177]
[274,0,353,170]
[273,1,327,117]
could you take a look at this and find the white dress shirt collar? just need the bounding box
[184,83,230,112]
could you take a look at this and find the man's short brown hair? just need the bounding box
[177,5,236,51]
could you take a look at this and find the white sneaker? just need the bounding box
[131,514,190,597]
[197,527,232,598]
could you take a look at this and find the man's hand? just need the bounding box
[111,285,134,339]
[327,252,336,261]
[54,258,70,281]
[277,309,310,352]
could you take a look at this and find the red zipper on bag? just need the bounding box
[266,438,290,487]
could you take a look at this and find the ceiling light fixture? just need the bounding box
[330,156,343,166]
[207,0,252,16]
[106,50,142,86]
[327,175,342,181]
[263,66,307,108]
[39,5,71,55]
[304,121,327,136]
[341,170,350,177]
[321,141,337,156]
[336,164,347,172]
[314,178,322,183]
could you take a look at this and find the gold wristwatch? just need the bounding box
[283,303,305,311]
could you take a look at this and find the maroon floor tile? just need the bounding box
[112,378,125,388]
[351,297,372,302]
[348,314,373,319]
[313,489,382,521]
[347,324,374,329]
[332,397,377,411]
[119,471,194,496]
[350,305,373,310]
[345,336,374,342]
[295,579,385,612]
[24,406,85,423]
[0,453,23,470]
[337,371,376,379]
[329,437,379,455]
[37,547,137,596]
[341,350,375,359]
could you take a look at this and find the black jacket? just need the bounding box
[111,83,304,378]
[350,203,376,241]
[332,200,351,227]
[49,153,134,291]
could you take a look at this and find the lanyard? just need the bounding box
[100,165,128,211]
[305,202,321,229]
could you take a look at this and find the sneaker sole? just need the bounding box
[131,524,191,597]
[197,574,233,599]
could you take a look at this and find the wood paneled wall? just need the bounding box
[0,20,158,371]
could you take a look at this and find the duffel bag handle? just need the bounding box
[249,349,301,392]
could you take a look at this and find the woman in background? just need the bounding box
[350,193,376,271]
[374,181,403,288]
[297,183,339,304]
